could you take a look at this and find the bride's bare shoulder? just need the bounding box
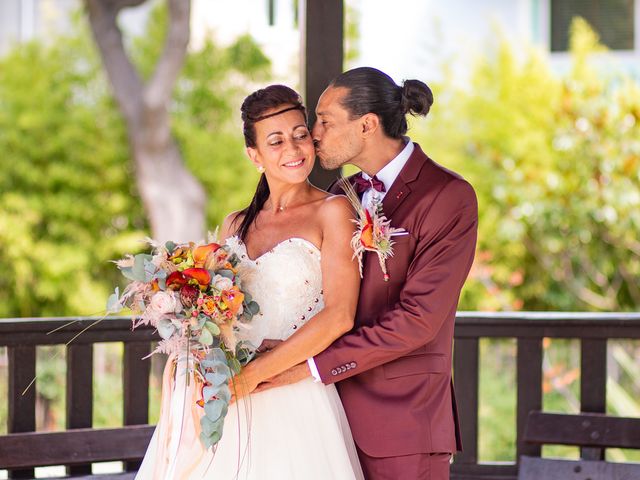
[220,210,245,241]
[318,194,355,225]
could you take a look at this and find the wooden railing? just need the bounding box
[452,312,640,480]
[0,317,156,479]
[1,312,640,479]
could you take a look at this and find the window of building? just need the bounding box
[268,0,276,26]
[550,0,635,51]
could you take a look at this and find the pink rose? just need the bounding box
[149,291,179,315]
[213,275,233,292]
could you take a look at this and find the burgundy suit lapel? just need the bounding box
[381,143,427,218]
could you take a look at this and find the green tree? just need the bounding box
[0,34,142,318]
[0,11,269,319]
[416,18,640,312]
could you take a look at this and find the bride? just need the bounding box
[136,85,364,479]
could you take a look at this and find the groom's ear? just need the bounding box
[361,113,379,138]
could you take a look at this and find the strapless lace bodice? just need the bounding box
[225,236,324,350]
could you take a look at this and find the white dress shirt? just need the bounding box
[360,140,414,210]
[307,139,415,382]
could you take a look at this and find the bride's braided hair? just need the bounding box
[235,85,307,241]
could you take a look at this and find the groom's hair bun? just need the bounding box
[400,79,433,117]
[330,67,433,139]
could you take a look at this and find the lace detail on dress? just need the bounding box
[225,236,324,352]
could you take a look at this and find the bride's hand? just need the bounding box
[229,340,283,403]
[229,364,261,404]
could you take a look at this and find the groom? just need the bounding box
[260,67,477,479]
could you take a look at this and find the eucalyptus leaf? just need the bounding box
[157,318,176,339]
[130,254,152,282]
[247,301,260,315]
[203,385,222,401]
[209,348,227,364]
[204,398,228,421]
[216,363,232,379]
[227,357,241,374]
[199,359,216,369]
[205,365,231,384]
[205,321,220,336]
[200,432,214,450]
[217,269,234,279]
[143,258,157,282]
[236,343,255,365]
[205,370,228,387]
[200,416,216,436]
[199,328,214,346]
[165,241,177,254]
[215,385,232,404]
[119,266,135,281]
[208,429,223,446]
[106,287,121,313]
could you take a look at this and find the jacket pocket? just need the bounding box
[383,352,448,379]
[386,235,416,305]
[386,235,415,281]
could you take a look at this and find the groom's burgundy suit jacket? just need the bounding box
[316,143,477,458]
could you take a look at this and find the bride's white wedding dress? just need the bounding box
[136,236,364,480]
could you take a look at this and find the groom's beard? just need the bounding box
[316,144,358,170]
[318,152,344,171]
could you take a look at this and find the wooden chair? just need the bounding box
[518,411,640,480]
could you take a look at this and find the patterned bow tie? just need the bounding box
[352,173,386,194]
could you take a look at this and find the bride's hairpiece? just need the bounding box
[250,105,305,122]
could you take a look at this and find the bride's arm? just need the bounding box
[235,195,360,394]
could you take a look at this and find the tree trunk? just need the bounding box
[85,0,205,243]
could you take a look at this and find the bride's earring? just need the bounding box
[257,165,265,173]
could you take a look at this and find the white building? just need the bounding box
[1,0,638,84]
[0,0,300,82]
[0,0,76,56]
[355,0,640,84]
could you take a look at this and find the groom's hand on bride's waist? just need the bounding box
[253,362,312,394]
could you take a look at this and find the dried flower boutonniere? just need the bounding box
[339,177,403,281]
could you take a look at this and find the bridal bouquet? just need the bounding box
[107,237,259,449]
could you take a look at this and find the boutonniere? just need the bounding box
[340,177,403,282]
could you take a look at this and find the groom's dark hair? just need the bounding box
[235,85,307,241]
[331,67,433,139]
